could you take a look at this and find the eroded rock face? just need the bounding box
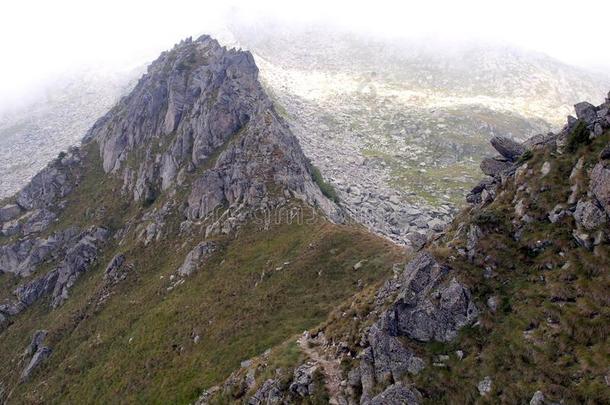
[380,252,478,342]
[0,227,79,277]
[8,227,109,315]
[353,251,477,402]
[366,324,424,384]
[480,157,512,177]
[86,36,340,222]
[16,155,78,210]
[51,227,110,308]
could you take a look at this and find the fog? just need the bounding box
[1,0,609,113]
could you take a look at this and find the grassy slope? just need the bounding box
[0,143,406,404]
[423,130,610,404]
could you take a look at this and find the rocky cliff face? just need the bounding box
[0,35,341,326]
[85,35,338,224]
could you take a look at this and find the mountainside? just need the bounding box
[0,32,609,405]
[202,93,610,404]
[0,36,403,403]
[226,23,610,246]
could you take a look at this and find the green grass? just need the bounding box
[308,161,340,204]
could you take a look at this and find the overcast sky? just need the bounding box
[1,0,609,107]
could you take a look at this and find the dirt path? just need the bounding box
[298,334,344,405]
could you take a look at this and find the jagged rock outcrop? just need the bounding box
[248,379,284,404]
[85,35,340,224]
[20,330,52,383]
[348,251,477,403]
[15,148,82,211]
[103,253,126,282]
[379,252,478,342]
[288,363,318,397]
[177,242,216,276]
[490,136,527,162]
[50,226,109,308]
[363,324,424,384]
[468,99,610,208]
[0,227,79,277]
[3,227,109,318]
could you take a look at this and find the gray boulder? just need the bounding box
[367,324,425,383]
[177,242,216,276]
[574,200,606,230]
[24,330,48,356]
[530,390,545,405]
[490,136,526,161]
[289,363,317,397]
[370,384,420,405]
[406,232,427,251]
[382,252,478,342]
[20,346,52,383]
[574,102,598,125]
[480,157,512,177]
[477,376,493,396]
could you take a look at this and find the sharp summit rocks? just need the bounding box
[85,35,340,223]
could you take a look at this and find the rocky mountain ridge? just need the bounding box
[199,93,610,404]
[0,32,608,405]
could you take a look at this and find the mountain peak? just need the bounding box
[84,35,339,222]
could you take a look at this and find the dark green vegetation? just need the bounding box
[568,121,591,152]
[0,143,405,404]
[307,160,340,204]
